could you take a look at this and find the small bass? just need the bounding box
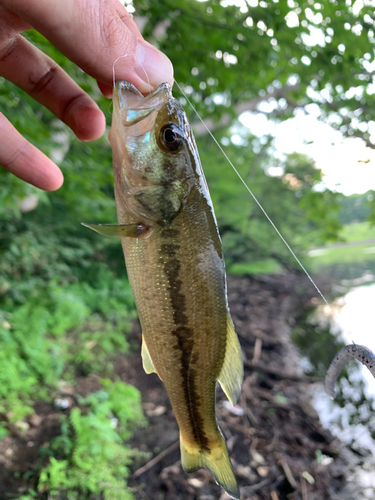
[84,81,243,499]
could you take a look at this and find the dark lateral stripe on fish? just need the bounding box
[160,227,210,451]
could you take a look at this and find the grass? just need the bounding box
[309,243,375,269]
[309,222,375,272]
[339,221,375,243]
[229,259,282,276]
[229,222,375,277]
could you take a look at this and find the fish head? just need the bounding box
[109,81,200,226]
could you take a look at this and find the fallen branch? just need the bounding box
[244,360,321,384]
[191,84,301,136]
[131,440,180,479]
[280,457,297,489]
[301,473,309,500]
[240,477,277,495]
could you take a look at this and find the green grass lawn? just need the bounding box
[309,243,375,268]
[229,259,282,275]
[339,221,375,243]
[228,222,375,276]
[309,222,375,271]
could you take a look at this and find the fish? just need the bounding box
[325,343,375,399]
[83,80,243,499]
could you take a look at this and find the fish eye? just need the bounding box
[158,123,184,152]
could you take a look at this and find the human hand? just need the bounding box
[0,0,173,190]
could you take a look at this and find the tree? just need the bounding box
[135,0,375,147]
[0,3,366,497]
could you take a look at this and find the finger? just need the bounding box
[4,0,173,94]
[0,112,63,191]
[0,33,106,141]
[97,81,113,99]
[0,5,31,32]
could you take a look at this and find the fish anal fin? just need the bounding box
[180,433,240,500]
[81,223,146,238]
[141,335,157,375]
[217,315,243,406]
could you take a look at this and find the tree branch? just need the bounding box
[191,84,301,136]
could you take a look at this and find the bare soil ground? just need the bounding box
[0,274,357,500]
[124,274,354,500]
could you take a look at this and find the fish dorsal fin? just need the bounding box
[141,335,157,375]
[217,315,243,405]
[81,223,145,238]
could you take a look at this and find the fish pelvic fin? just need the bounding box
[81,223,146,238]
[180,434,240,500]
[217,315,243,405]
[141,335,157,375]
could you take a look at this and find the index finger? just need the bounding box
[3,0,174,94]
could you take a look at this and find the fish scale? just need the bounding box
[83,80,243,499]
[124,188,226,443]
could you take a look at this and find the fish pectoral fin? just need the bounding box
[141,335,158,375]
[217,315,243,406]
[180,434,240,500]
[81,223,145,238]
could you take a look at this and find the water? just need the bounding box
[293,268,375,498]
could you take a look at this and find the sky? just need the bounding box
[239,111,375,196]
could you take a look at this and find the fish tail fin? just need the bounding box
[180,434,240,500]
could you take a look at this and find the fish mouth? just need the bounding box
[113,81,173,126]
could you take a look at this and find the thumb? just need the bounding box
[5,0,174,94]
[98,38,174,97]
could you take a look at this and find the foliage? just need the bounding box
[339,192,373,224]
[0,2,372,497]
[38,382,144,500]
[339,221,375,242]
[310,241,375,266]
[136,0,375,147]
[0,28,145,499]
[199,138,342,269]
[134,0,375,235]
[0,277,141,498]
[366,189,375,225]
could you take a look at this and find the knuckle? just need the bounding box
[0,34,18,63]
[100,7,137,55]
[2,144,24,170]
[59,93,83,124]
[28,62,59,95]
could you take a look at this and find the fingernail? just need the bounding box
[135,40,174,91]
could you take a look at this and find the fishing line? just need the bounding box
[110,56,328,308]
[112,54,133,89]
[109,54,133,114]
[110,53,154,114]
[109,59,330,309]
[109,58,365,396]
[174,80,330,308]
[174,82,375,401]
[112,53,152,92]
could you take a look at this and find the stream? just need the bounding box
[294,264,375,498]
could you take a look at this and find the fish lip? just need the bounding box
[114,80,172,111]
